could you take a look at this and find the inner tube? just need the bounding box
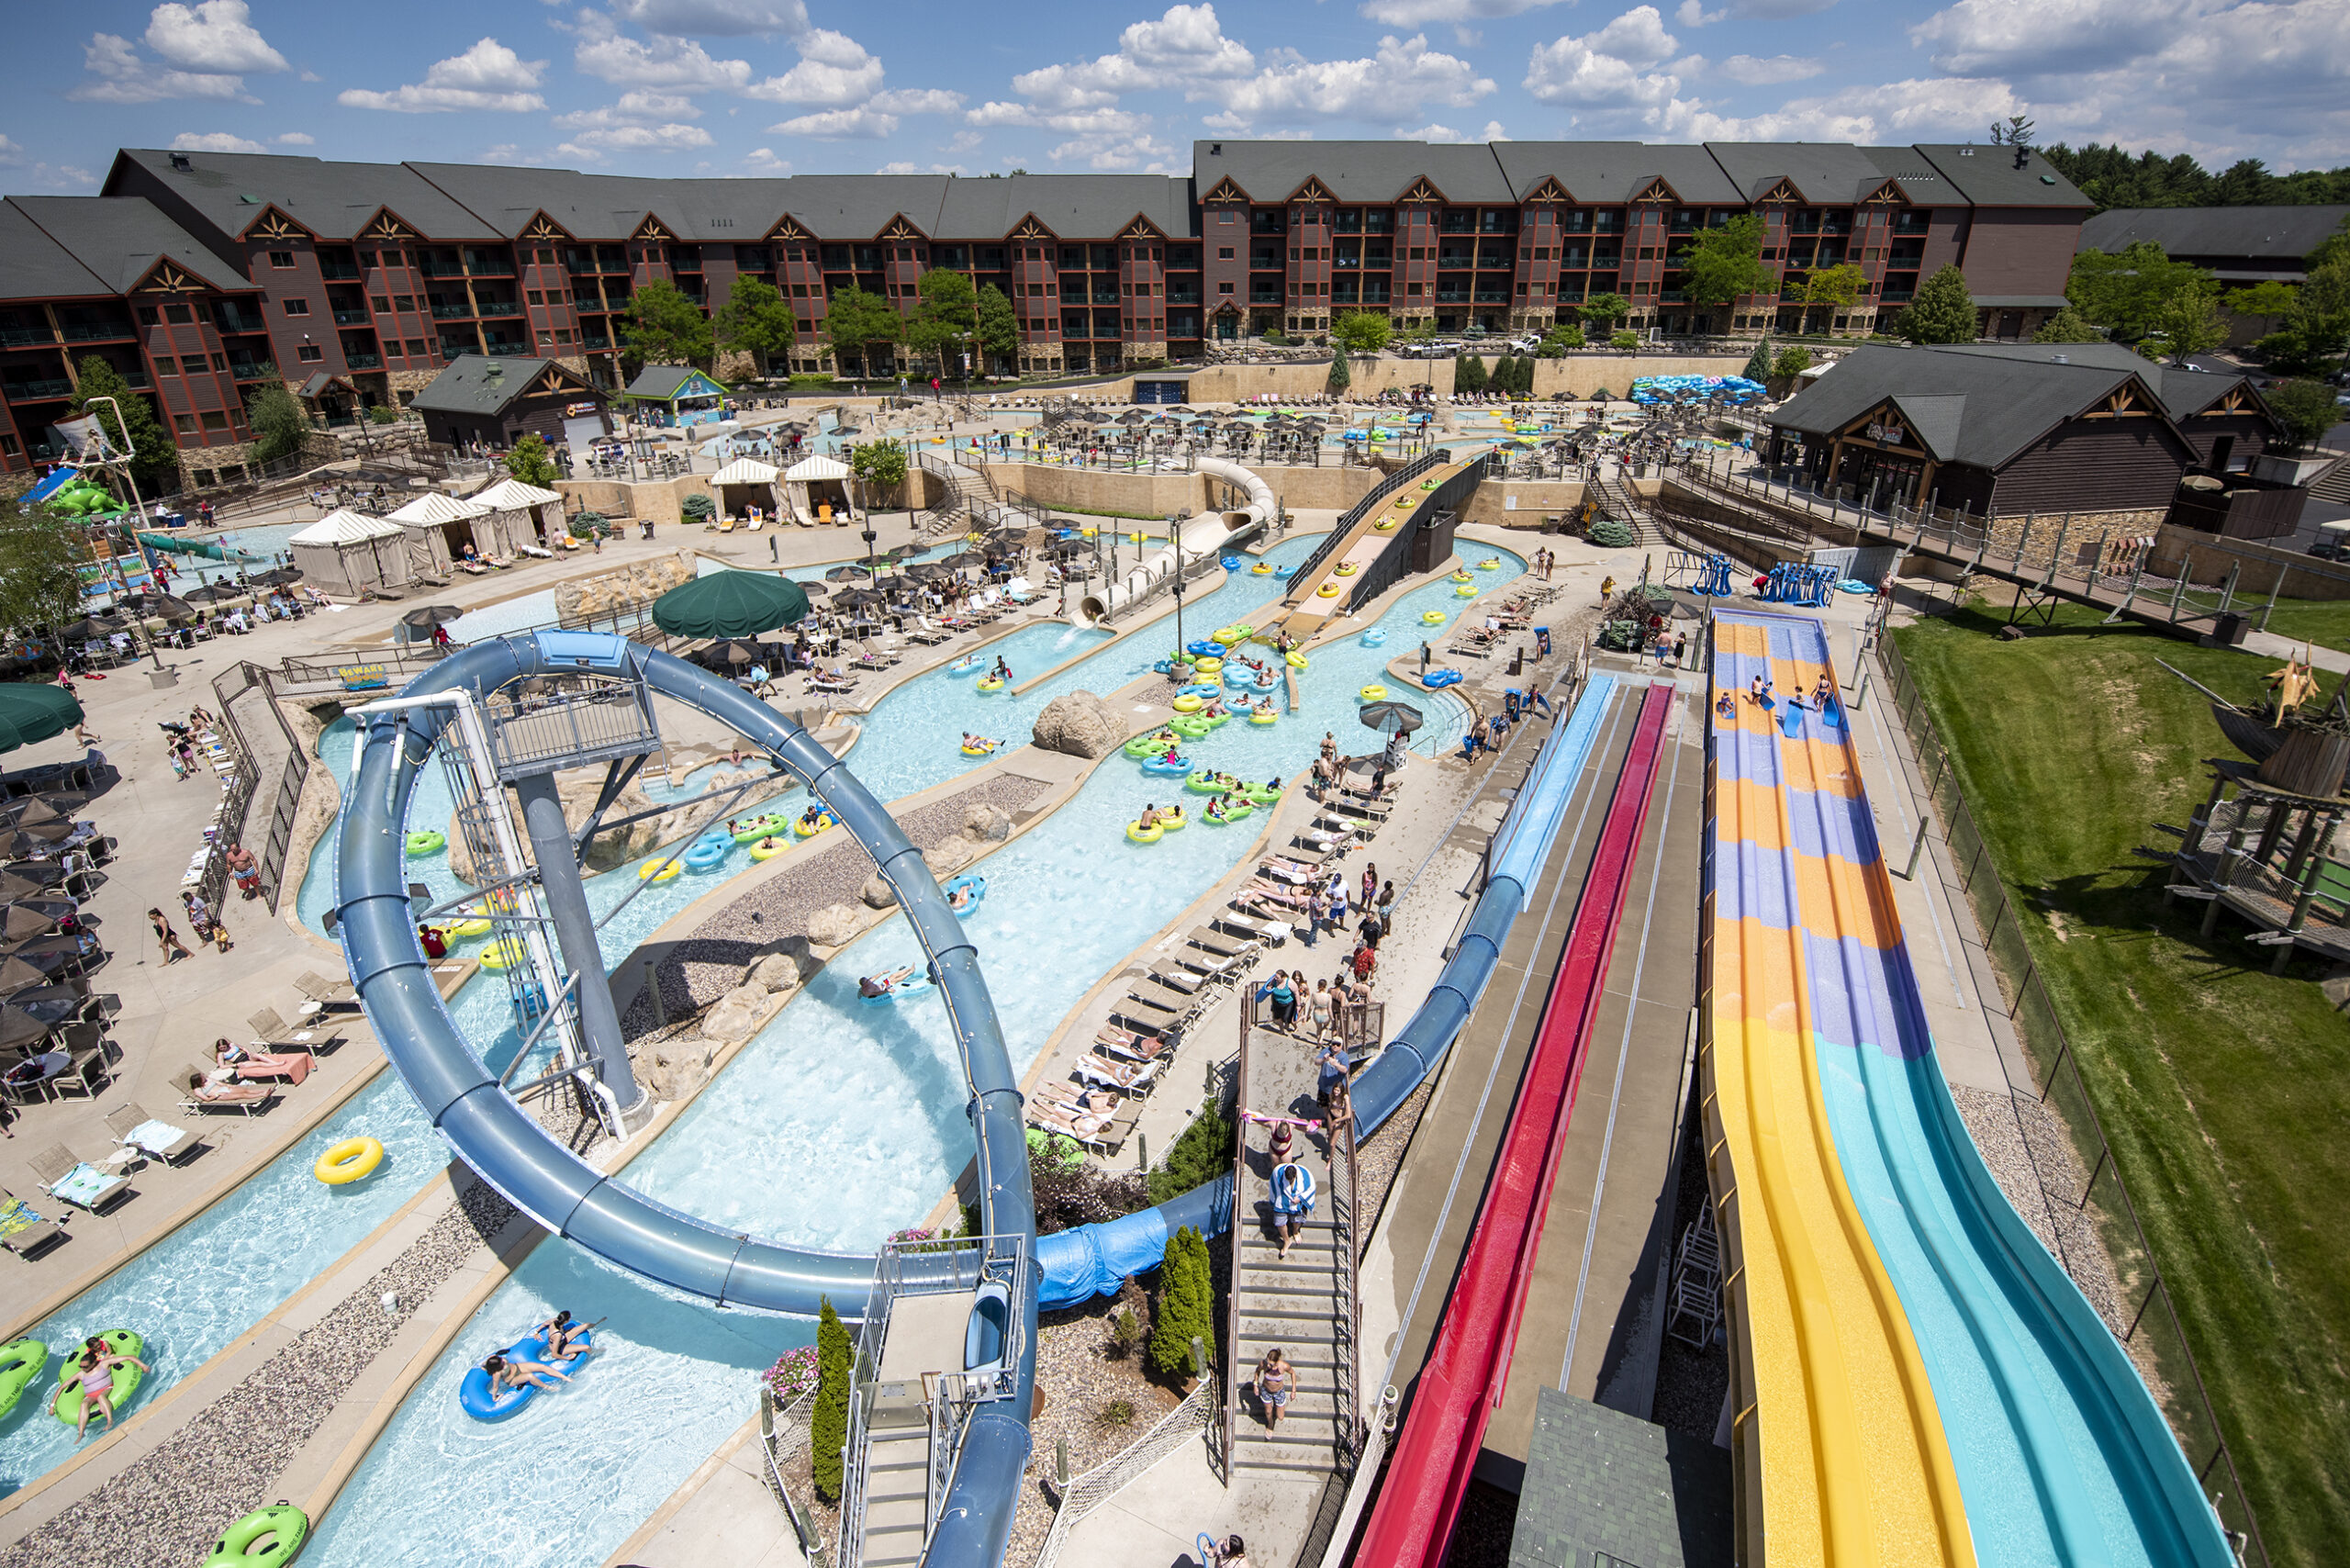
[1250,710,1279,725]
[315,1137,385,1185]
[0,1338,45,1420]
[860,974,934,1006]
[1186,641,1223,657]
[1159,807,1188,830]
[1373,517,1398,532]
[946,655,982,675]
[1142,755,1194,777]
[1206,801,1255,824]
[1214,624,1253,644]
[1241,781,1283,805]
[749,837,787,862]
[1449,571,1472,583]
[1422,610,1447,625]
[974,678,1005,693]
[458,1327,594,1422]
[1360,630,1388,647]
[1334,563,1359,576]
[1186,772,1237,795]
[683,840,730,872]
[1220,555,1243,569]
[793,813,836,838]
[1455,584,1477,598]
[1423,668,1464,689]
[448,910,494,938]
[1126,821,1163,845]
[1178,683,1223,700]
[479,936,531,969]
[1169,716,1213,739]
[1360,685,1389,702]
[1125,732,1177,758]
[1274,566,1294,578]
[959,742,998,756]
[943,875,986,916]
[201,1505,308,1568]
[1286,651,1309,670]
[637,859,681,882]
[1170,694,1203,713]
[1192,657,1223,677]
[1251,563,1272,575]
[1315,583,1339,599]
[404,832,445,857]
[1477,558,1501,570]
[731,814,789,845]
[1203,711,1231,729]
[51,1330,143,1426]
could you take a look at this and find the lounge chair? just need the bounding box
[248,1008,326,1052]
[181,1070,276,1117]
[1074,1053,1160,1092]
[28,1145,129,1215]
[1214,911,1292,946]
[230,1049,311,1086]
[105,1103,202,1165]
[0,1193,64,1260]
[294,970,358,1009]
[1183,926,1252,960]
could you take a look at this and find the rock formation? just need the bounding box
[1031,689,1123,759]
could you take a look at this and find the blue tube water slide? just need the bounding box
[334,629,1035,1568]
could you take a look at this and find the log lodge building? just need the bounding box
[0,138,2088,481]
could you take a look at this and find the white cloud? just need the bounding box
[553,89,703,130]
[745,28,885,105]
[1719,52,1826,84]
[480,144,525,164]
[1675,1,1726,20]
[31,164,99,190]
[1360,0,1568,21]
[274,131,314,144]
[169,130,267,153]
[1010,4,1258,111]
[1046,131,1184,172]
[572,14,753,90]
[877,160,968,174]
[945,129,983,151]
[1400,122,1467,140]
[870,88,966,115]
[1205,33,1495,126]
[1910,0,2192,76]
[743,147,791,174]
[559,122,715,154]
[1483,118,1509,140]
[767,106,899,138]
[967,102,1152,136]
[144,2,286,74]
[1662,74,2022,140]
[0,136,20,166]
[610,0,809,35]
[1523,7,1682,108]
[70,30,255,102]
[339,38,548,113]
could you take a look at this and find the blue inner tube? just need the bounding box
[860,974,935,1006]
[944,875,986,917]
[1142,756,1194,776]
[1274,566,1294,578]
[458,1328,593,1422]
[1186,640,1224,657]
[1219,555,1242,569]
[683,841,730,871]
[946,655,983,674]
[1360,630,1387,646]
[1178,684,1222,700]
[1423,668,1463,688]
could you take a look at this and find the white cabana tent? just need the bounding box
[288,510,412,599]
[711,457,780,526]
[783,453,856,527]
[388,490,497,567]
[469,476,568,554]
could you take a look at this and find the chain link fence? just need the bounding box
[1876,631,2269,1568]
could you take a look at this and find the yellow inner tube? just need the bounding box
[1193,656,1223,676]
[316,1137,384,1185]
[1315,583,1340,598]
[1286,651,1309,670]
[1127,821,1163,844]
[794,814,836,837]
[1360,684,1388,701]
[1171,694,1204,712]
[1456,584,1477,597]
[1449,571,1472,583]
[480,936,530,969]
[638,859,682,882]
[1251,563,1272,575]
[1422,610,1447,624]
[975,678,1005,692]
[448,906,494,938]
[1251,709,1278,723]
[960,743,996,756]
[749,837,787,861]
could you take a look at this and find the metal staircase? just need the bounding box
[916,452,1013,537]
[1590,469,1653,546]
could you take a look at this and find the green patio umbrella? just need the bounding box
[651,571,811,640]
[0,685,83,755]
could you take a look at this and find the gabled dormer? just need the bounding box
[880,215,928,243]
[1012,215,1058,243]
[1121,215,1167,243]
[1521,175,1573,205]
[520,212,574,244]
[358,207,419,244]
[632,215,675,244]
[241,206,313,245]
[1203,176,1249,206]
[1396,176,1446,206]
[1860,179,1911,207]
[1631,177,1679,205]
[132,257,211,297]
[1287,176,1334,206]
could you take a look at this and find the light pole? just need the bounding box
[1169,510,1186,655]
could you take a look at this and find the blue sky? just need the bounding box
[3,0,2343,193]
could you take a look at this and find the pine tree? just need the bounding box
[1326,346,1352,391]
[1149,1225,1214,1379]
[1741,336,1773,382]
[1455,354,1489,394]
[1899,265,1981,344]
[811,1296,852,1500]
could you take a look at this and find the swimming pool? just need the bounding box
[298,542,1525,1568]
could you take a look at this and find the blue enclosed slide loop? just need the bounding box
[333,629,1036,1568]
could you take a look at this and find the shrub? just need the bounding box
[1326,349,1351,391]
[368,404,401,425]
[1095,1398,1137,1428]
[1147,1098,1235,1205]
[1148,1225,1214,1379]
[1539,325,1585,355]
[1107,1307,1146,1360]
[788,374,838,389]
[1772,345,1815,381]
[1034,1144,1150,1234]
[1609,330,1640,352]
[1454,354,1489,394]
[1587,517,1637,547]
[811,1296,852,1501]
[764,1344,821,1405]
[680,493,715,522]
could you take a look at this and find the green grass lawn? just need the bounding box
[1893,601,2348,1568]
[2244,597,2350,657]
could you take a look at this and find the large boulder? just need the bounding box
[1032,690,1123,759]
[860,873,899,910]
[701,993,765,1043]
[747,945,811,993]
[448,770,696,884]
[637,1036,711,1101]
[923,838,976,876]
[807,902,862,947]
[962,802,1013,843]
[554,549,698,624]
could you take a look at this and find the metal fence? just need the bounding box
[1875,631,2269,1568]
[1031,1378,1218,1568]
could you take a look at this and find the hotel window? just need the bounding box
[154,356,178,375]
[372,296,391,312]
[1218,281,1234,295]
[164,304,194,324]
[173,414,199,434]
[555,329,573,343]
[268,251,295,269]
[1218,247,1235,260]
[200,410,230,431]
[297,345,323,363]
[358,251,377,268]
[283,298,309,316]
[527,290,543,305]
[406,340,429,357]
[395,296,414,311]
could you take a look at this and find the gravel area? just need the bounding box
[1951,1083,2136,1345]
[1442,1477,1520,1568]
[0,1180,518,1568]
[1352,1078,1435,1247]
[621,774,1048,1036]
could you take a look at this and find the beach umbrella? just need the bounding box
[0,1004,52,1053]
[399,606,464,634]
[7,985,85,1027]
[0,955,47,997]
[704,639,765,666]
[0,799,65,829]
[0,872,60,903]
[904,562,951,581]
[823,566,869,582]
[796,579,830,596]
[140,595,199,622]
[61,616,122,642]
[181,583,246,605]
[1,824,73,857]
[251,566,303,587]
[833,587,886,610]
[1357,700,1424,736]
[0,907,55,943]
[0,685,83,756]
[943,552,985,567]
[874,576,911,594]
[651,571,811,639]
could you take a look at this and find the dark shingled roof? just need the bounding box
[1926,341,2267,420]
[6,195,249,294]
[936,174,1195,241]
[108,148,500,241]
[1195,140,1516,204]
[410,355,573,417]
[621,364,724,400]
[2079,206,2350,266]
[1910,146,2090,208]
[1705,143,1920,205]
[0,200,112,299]
[1762,342,2228,468]
[1491,141,1742,205]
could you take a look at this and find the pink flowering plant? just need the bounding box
[764,1344,820,1404]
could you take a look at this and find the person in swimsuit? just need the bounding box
[536,1309,593,1361]
[68,1340,148,1439]
[1255,1349,1293,1430]
[859,964,918,999]
[483,1351,569,1394]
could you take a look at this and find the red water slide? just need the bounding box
[1355,681,1674,1568]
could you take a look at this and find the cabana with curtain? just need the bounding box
[783,453,856,527]
[387,491,497,568]
[711,457,781,526]
[470,477,568,554]
[288,510,412,599]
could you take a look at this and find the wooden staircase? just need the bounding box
[917,454,1004,537]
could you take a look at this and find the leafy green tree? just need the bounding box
[810,1297,851,1500]
[2066,241,2216,339]
[905,268,979,378]
[2255,254,2350,374]
[69,358,175,490]
[2041,143,2350,212]
[849,438,909,509]
[1608,330,1640,351]
[2225,280,2300,333]
[0,479,92,635]
[822,284,900,375]
[1897,264,1980,344]
[2031,307,2104,344]
[1802,263,1867,313]
[1148,1225,1214,1380]
[505,433,559,487]
[1538,323,1584,355]
[244,382,310,464]
[1583,292,1631,332]
[1147,1099,1235,1205]
[620,278,714,372]
[974,283,1019,372]
[1331,309,1393,358]
[1454,354,1488,394]
[2263,379,2342,452]
[711,274,797,375]
[1680,213,1775,307]
[2144,282,2228,363]
[1772,345,1814,381]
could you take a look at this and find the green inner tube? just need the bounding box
[405,831,446,857]
[1169,717,1213,739]
[1205,801,1255,824]
[202,1504,310,1568]
[730,814,789,845]
[1241,783,1283,806]
[1124,733,1175,758]
[0,1338,45,1419]
[1186,772,1241,795]
[52,1329,143,1425]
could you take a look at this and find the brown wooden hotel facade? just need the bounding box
[0,139,2088,476]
